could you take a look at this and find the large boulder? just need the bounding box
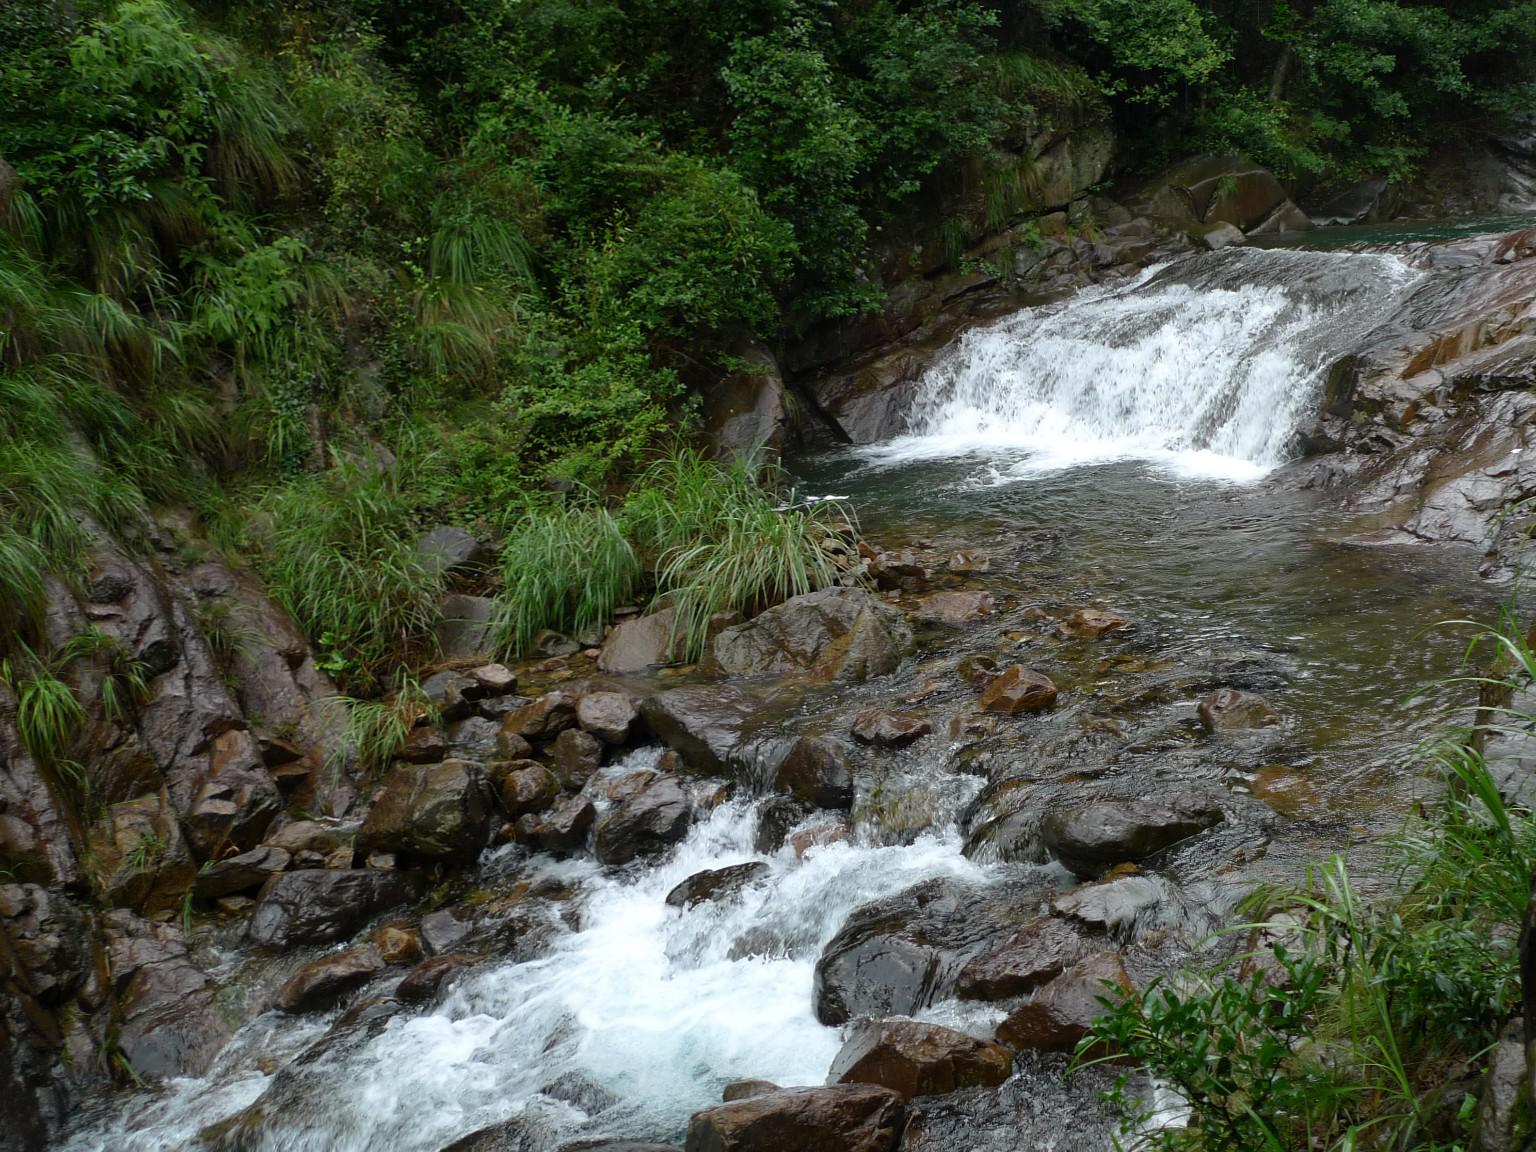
[598,609,686,673]
[415,525,488,577]
[594,774,692,865]
[194,844,290,901]
[273,946,385,1013]
[104,912,232,1081]
[1132,155,1310,235]
[1040,793,1223,877]
[640,684,779,776]
[700,343,789,461]
[772,735,854,809]
[711,589,911,682]
[246,869,423,949]
[994,952,1133,1054]
[685,1085,904,1152]
[357,760,492,863]
[577,691,640,745]
[827,1019,1012,1098]
[813,878,1017,1025]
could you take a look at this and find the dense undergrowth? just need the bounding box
[1078,617,1536,1152]
[2,0,1533,697]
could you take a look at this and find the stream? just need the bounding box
[57,239,1511,1151]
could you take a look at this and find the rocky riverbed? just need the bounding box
[10,222,1536,1152]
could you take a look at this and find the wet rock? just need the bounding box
[561,1143,681,1152]
[790,818,849,858]
[497,762,561,820]
[0,884,90,1005]
[105,912,231,1081]
[723,1080,780,1102]
[551,727,604,790]
[173,728,284,861]
[498,692,578,740]
[400,724,448,763]
[956,917,1092,1001]
[262,819,356,859]
[978,667,1058,715]
[577,692,640,745]
[468,663,517,697]
[372,925,423,965]
[86,791,198,916]
[446,716,501,760]
[358,760,493,863]
[1058,609,1130,640]
[541,1069,620,1115]
[599,609,685,673]
[1198,688,1280,731]
[641,684,777,776]
[814,878,1018,1025]
[416,525,489,576]
[421,671,479,722]
[436,594,498,662]
[754,796,813,854]
[513,795,596,855]
[247,869,423,949]
[700,342,788,461]
[666,862,770,909]
[274,946,385,1013]
[194,845,290,901]
[773,735,854,809]
[947,551,990,573]
[1202,223,1245,250]
[711,589,912,682]
[851,710,931,748]
[994,952,1133,1054]
[437,1119,533,1152]
[1134,155,1295,233]
[685,1084,904,1152]
[594,775,692,865]
[1040,793,1223,877]
[913,591,994,625]
[396,954,479,1003]
[828,1019,1012,1099]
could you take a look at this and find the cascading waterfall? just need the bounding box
[872,247,1422,481]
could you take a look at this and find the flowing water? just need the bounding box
[58,242,1511,1152]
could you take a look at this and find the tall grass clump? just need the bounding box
[1079,614,1536,1152]
[256,456,444,691]
[331,669,438,776]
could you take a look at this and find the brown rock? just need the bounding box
[956,917,1091,1001]
[710,589,913,682]
[946,551,990,573]
[1198,688,1280,731]
[372,925,424,966]
[790,819,849,859]
[274,946,385,1013]
[87,792,198,916]
[773,735,854,809]
[356,760,493,863]
[497,763,560,820]
[498,692,577,740]
[994,952,1133,1054]
[495,731,533,761]
[513,795,595,855]
[396,953,479,1003]
[850,710,931,748]
[577,691,641,744]
[978,667,1058,715]
[666,862,769,910]
[550,727,604,790]
[467,664,517,696]
[828,1019,1012,1098]
[685,1084,903,1152]
[399,725,447,764]
[599,608,685,673]
[913,591,994,625]
[722,1079,779,1102]
[1058,609,1130,640]
[1040,794,1223,878]
[193,845,290,901]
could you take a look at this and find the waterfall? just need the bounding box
[873,248,1421,481]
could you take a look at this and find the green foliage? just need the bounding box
[255,456,445,692]
[332,669,438,775]
[1,653,86,769]
[1040,0,1230,106]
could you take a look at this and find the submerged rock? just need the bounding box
[913,591,994,625]
[1198,688,1281,731]
[685,1084,904,1152]
[666,862,770,910]
[978,667,1058,715]
[711,588,912,681]
[396,954,479,1003]
[827,1019,1013,1098]
[850,709,931,748]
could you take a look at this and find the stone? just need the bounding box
[445,716,499,760]
[754,796,813,854]
[1136,155,1289,231]
[498,692,578,740]
[978,667,1058,715]
[828,1019,1012,1098]
[495,731,534,761]
[912,591,994,625]
[577,691,640,745]
[710,589,912,682]
[723,1080,780,1102]
[399,724,448,763]
[1053,875,1167,936]
[497,763,560,820]
[700,343,789,461]
[274,946,385,1013]
[1040,793,1223,877]
[105,912,231,1081]
[262,819,355,859]
[246,869,423,949]
[641,684,777,776]
[956,917,1093,1001]
[420,671,479,722]
[685,1085,903,1152]
[666,862,770,909]
[773,735,854,809]
[194,845,290,901]
[1198,688,1281,731]
[1248,199,1313,235]
[1058,609,1130,640]
[173,728,283,860]
[550,727,604,790]
[594,775,692,865]
[1202,222,1246,250]
[851,710,931,748]
[416,525,489,576]
[357,760,493,863]
[994,952,1133,1054]
[467,664,517,697]
[396,954,478,1003]
[86,791,198,916]
[513,795,596,855]
[1470,1021,1528,1152]
[599,609,685,673]
[790,819,849,859]
[946,551,990,573]
[435,594,498,661]
[372,925,424,965]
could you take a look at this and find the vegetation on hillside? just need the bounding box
[2,0,1532,689]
